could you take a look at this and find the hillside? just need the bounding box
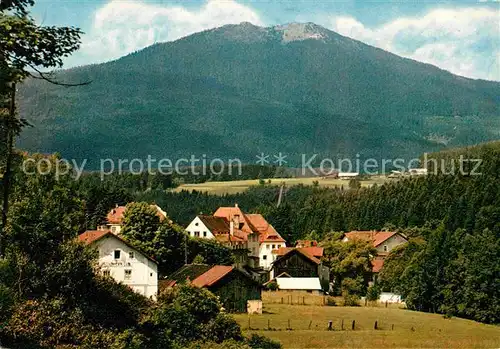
[18,22,500,166]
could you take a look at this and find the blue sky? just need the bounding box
[32,0,500,80]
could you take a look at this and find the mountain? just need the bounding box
[18,22,500,167]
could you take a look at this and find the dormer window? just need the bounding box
[114,250,121,259]
[383,245,388,252]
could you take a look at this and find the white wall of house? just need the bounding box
[185,217,215,239]
[376,234,407,254]
[108,224,122,235]
[259,242,284,270]
[93,236,158,299]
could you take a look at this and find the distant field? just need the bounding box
[173,176,392,195]
[233,304,500,348]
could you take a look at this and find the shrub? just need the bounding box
[343,294,360,307]
[326,296,337,306]
[266,281,278,291]
[366,285,381,301]
[202,313,243,344]
[247,334,282,349]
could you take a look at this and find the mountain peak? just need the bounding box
[273,22,329,42]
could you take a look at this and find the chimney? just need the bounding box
[235,203,238,208]
[230,221,234,236]
[115,204,119,208]
[234,214,240,227]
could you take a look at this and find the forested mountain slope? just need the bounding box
[18,22,500,165]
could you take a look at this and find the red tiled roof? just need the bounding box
[274,248,321,265]
[191,265,234,287]
[78,230,157,264]
[371,258,385,273]
[198,215,230,234]
[214,206,255,234]
[106,204,167,225]
[296,240,318,248]
[78,230,110,244]
[213,206,285,244]
[107,206,127,224]
[344,231,403,247]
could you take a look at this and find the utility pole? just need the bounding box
[277,182,285,208]
[0,82,15,258]
[184,231,188,265]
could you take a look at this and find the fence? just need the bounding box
[262,290,329,306]
[245,317,405,332]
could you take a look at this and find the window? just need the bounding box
[263,255,267,260]
[272,244,275,249]
[203,231,207,237]
[114,250,121,259]
[124,270,132,280]
[103,270,110,277]
[266,244,270,249]
[383,245,388,252]
[150,272,153,277]
[195,222,199,226]
[129,252,135,259]
[111,226,117,233]
[195,231,200,237]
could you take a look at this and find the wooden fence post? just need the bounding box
[268,319,270,330]
[328,321,333,331]
[248,317,251,330]
[352,320,355,330]
[308,320,312,330]
[374,321,378,330]
[341,319,344,330]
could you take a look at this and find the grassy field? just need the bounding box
[233,304,500,348]
[173,176,392,195]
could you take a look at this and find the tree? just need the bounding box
[121,202,161,246]
[0,0,84,257]
[321,237,376,296]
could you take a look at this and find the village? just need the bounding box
[79,203,408,312]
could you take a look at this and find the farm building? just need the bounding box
[271,248,329,290]
[266,276,323,294]
[161,264,262,312]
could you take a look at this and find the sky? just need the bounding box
[32,0,500,81]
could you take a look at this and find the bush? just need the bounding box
[366,285,381,301]
[202,313,243,344]
[186,340,251,349]
[247,334,282,349]
[343,294,360,307]
[266,281,278,291]
[326,296,337,306]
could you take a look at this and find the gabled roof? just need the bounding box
[275,277,322,291]
[212,206,285,244]
[214,206,255,234]
[273,247,321,266]
[106,204,167,225]
[344,231,406,247]
[191,265,234,287]
[163,264,213,288]
[107,206,127,224]
[197,215,230,234]
[78,230,157,264]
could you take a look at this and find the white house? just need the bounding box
[185,204,286,270]
[103,204,168,235]
[338,172,360,180]
[79,230,158,299]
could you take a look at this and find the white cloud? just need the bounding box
[328,8,500,81]
[66,0,263,67]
